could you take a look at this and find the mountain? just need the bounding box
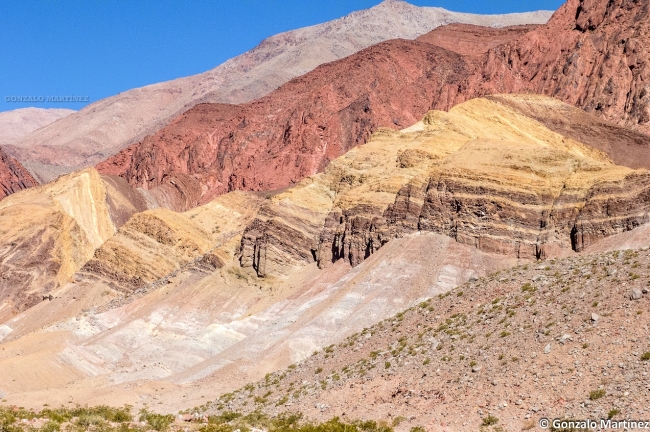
[0,148,39,200]
[438,0,650,134]
[2,95,650,411]
[97,0,650,212]
[7,2,552,183]
[0,108,73,199]
[0,107,73,146]
[97,38,477,211]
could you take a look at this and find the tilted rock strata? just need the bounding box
[81,191,264,291]
[0,169,151,319]
[0,148,39,200]
[484,94,650,170]
[239,96,650,277]
[11,2,551,182]
[97,40,475,210]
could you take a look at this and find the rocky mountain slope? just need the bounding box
[439,0,650,134]
[0,148,39,200]
[0,107,73,146]
[0,108,73,199]
[7,2,551,183]
[239,94,650,279]
[97,0,650,211]
[97,38,476,210]
[0,169,153,320]
[216,246,650,432]
[2,95,650,413]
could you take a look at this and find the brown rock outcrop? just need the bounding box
[438,0,650,133]
[0,147,39,200]
[416,23,539,56]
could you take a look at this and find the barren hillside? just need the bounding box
[0,107,73,146]
[215,247,650,432]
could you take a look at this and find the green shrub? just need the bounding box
[139,409,174,431]
[482,415,499,426]
[589,389,606,400]
[608,409,620,419]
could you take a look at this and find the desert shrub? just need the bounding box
[589,389,606,400]
[138,409,174,431]
[482,415,499,426]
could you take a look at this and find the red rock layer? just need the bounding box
[417,23,540,56]
[0,147,38,200]
[97,0,650,209]
[96,40,475,210]
[440,0,650,132]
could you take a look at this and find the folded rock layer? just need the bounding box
[0,148,39,200]
[239,95,650,277]
[0,169,152,318]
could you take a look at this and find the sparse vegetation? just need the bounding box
[608,409,620,419]
[481,415,499,426]
[589,389,606,400]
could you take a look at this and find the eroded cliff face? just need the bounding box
[0,169,151,319]
[239,95,650,277]
[441,0,650,133]
[0,148,39,200]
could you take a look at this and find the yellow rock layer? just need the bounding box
[82,191,264,288]
[240,95,646,276]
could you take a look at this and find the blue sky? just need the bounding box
[0,0,564,113]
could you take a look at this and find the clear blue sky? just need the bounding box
[0,0,564,113]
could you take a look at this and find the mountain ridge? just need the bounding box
[6,3,552,183]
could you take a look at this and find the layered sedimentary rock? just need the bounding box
[97,40,475,210]
[0,169,152,319]
[239,95,650,277]
[0,148,39,200]
[485,95,650,170]
[98,0,649,211]
[81,191,264,290]
[11,2,550,182]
